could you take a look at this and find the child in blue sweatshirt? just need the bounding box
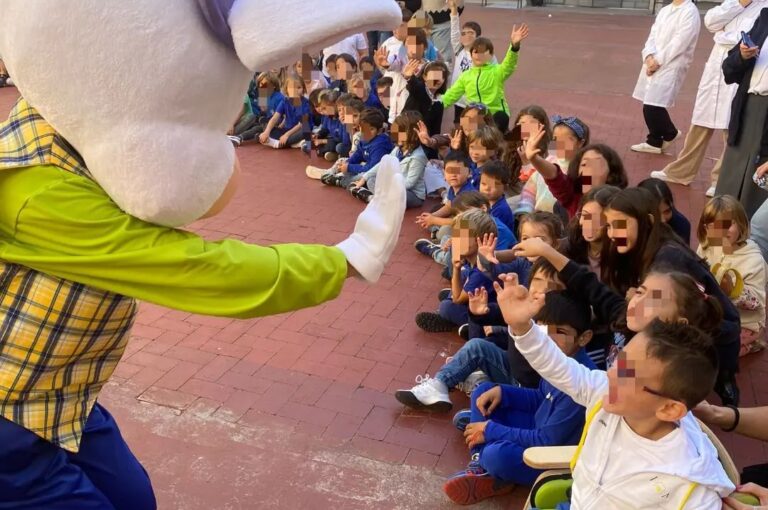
[314,89,351,161]
[444,291,595,506]
[321,108,393,189]
[237,72,285,143]
[479,161,516,233]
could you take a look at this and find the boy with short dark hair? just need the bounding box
[443,291,596,505]
[497,275,735,509]
[479,161,515,233]
[416,151,475,230]
[314,89,350,161]
[321,107,393,189]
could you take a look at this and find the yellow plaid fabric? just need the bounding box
[0,99,137,452]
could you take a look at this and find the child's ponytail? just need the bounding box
[647,268,724,334]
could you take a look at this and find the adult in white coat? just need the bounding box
[652,0,765,196]
[631,0,701,155]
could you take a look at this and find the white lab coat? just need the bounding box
[633,0,701,108]
[691,0,766,129]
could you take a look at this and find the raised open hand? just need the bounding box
[468,287,490,316]
[414,120,432,146]
[477,233,499,265]
[523,124,545,162]
[494,273,545,330]
[510,24,529,47]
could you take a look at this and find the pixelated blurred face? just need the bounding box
[479,173,504,203]
[517,115,541,143]
[528,269,565,296]
[405,37,426,60]
[468,140,493,165]
[553,125,582,163]
[394,21,408,41]
[361,62,375,81]
[351,81,367,100]
[578,150,609,193]
[326,61,337,80]
[705,213,740,252]
[460,109,485,136]
[626,273,679,332]
[336,60,356,81]
[539,323,581,356]
[285,81,304,102]
[452,222,478,258]
[520,222,556,261]
[342,108,359,127]
[443,161,470,189]
[605,210,638,253]
[320,101,337,116]
[604,332,669,417]
[377,85,391,108]
[460,27,478,48]
[471,47,493,66]
[425,69,445,92]
[658,200,673,224]
[390,123,409,147]
[579,201,606,243]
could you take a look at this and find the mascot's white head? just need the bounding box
[0,0,401,226]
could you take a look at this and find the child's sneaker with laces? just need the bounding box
[456,370,490,396]
[458,323,470,341]
[394,374,451,412]
[443,454,515,505]
[415,311,455,333]
[414,238,440,258]
[452,408,471,431]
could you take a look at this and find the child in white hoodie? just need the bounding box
[697,195,768,356]
[495,273,735,510]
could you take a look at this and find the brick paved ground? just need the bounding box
[1,4,767,509]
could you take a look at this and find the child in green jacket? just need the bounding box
[442,24,529,133]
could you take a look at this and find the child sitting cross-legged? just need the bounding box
[395,257,566,412]
[443,291,596,505]
[321,107,393,189]
[258,73,310,149]
[313,89,350,162]
[496,273,735,509]
[349,110,427,209]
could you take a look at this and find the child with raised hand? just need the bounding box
[638,177,691,243]
[259,74,311,149]
[442,24,530,132]
[321,107,393,189]
[403,60,449,138]
[551,115,590,171]
[448,0,496,129]
[496,274,735,509]
[697,195,767,356]
[349,110,427,208]
[524,128,629,218]
[443,291,596,506]
[509,106,560,215]
[415,192,516,269]
[395,257,566,412]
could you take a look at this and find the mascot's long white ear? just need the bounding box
[227,0,402,71]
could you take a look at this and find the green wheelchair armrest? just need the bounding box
[730,491,760,505]
[531,476,572,509]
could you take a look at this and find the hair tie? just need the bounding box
[551,115,585,141]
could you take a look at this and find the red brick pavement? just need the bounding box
[1,5,767,509]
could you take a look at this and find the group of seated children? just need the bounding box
[225,4,768,508]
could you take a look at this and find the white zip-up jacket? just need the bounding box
[512,323,735,509]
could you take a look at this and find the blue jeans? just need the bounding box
[470,382,542,485]
[0,403,156,509]
[436,338,512,388]
[438,298,468,326]
[752,198,768,262]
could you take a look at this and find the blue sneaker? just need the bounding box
[443,455,515,505]
[452,409,471,431]
[414,238,440,258]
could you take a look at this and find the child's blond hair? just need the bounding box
[467,125,503,154]
[697,195,750,249]
[452,209,498,238]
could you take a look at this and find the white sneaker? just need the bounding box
[455,370,490,397]
[395,374,451,412]
[706,185,716,197]
[630,142,662,155]
[649,169,692,186]
[661,130,682,151]
[265,138,280,149]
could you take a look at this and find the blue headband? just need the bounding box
[197,0,236,50]
[552,115,586,141]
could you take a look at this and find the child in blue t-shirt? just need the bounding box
[259,75,310,150]
[314,89,351,161]
[321,108,393,189]
[443,292,595,505]
[479,161,516,233]
[416,151,476,233]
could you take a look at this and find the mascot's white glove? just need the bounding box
[336,156,406,283]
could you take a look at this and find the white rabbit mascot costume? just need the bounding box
[0,1,404,508]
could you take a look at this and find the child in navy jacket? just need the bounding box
[443,291,596,505]
[314,89,351,160]
[321,108,393,189]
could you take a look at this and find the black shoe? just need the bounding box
[437,288,451,301]
[415,312,456,333]
[441,265,451,281]
[458,324,470,341]
[321,173,342,187]
[0,75,6,88]
[355,188,373,203]
[714,371,740,406]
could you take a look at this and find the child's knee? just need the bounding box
[471,381,496,400]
